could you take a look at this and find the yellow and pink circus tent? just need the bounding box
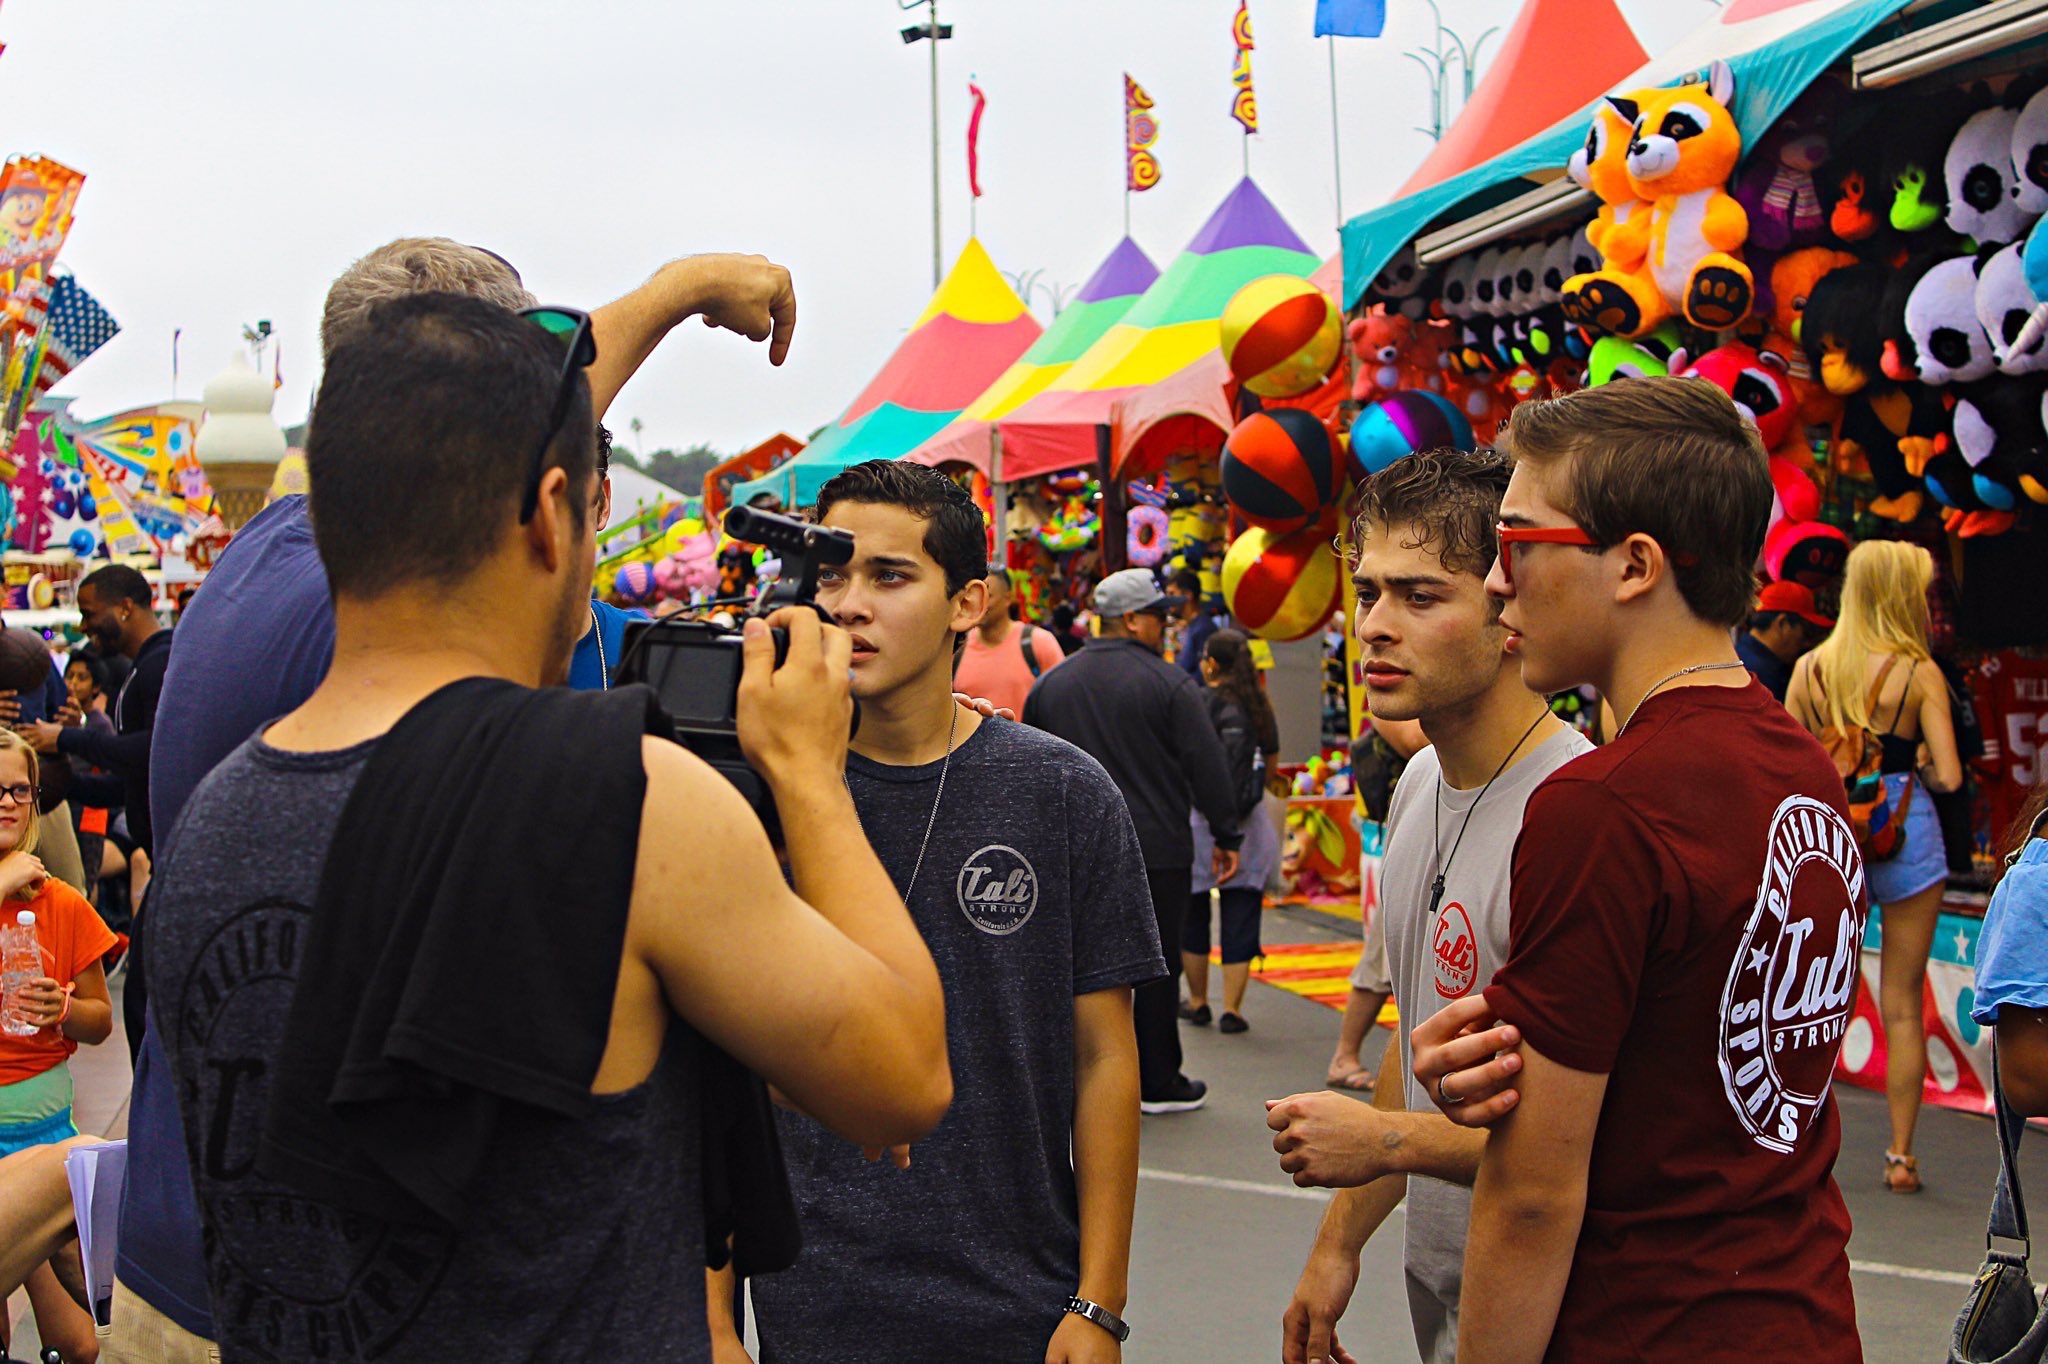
[731,240,1039,508]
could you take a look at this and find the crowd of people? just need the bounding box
[0,234,2045,1364]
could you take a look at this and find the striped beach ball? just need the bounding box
[1221,275,1344,399]
[1222,524,1343,642]
[1347,390,1474,480]
[1221,408,1337,533]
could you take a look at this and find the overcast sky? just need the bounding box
[13,0,1700,456]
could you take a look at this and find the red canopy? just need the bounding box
[1397,0,1648,196]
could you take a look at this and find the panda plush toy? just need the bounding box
[1946,96,2044,247]
[1977,240,2048,375]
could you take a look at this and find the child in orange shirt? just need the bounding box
[0,727,113,1364]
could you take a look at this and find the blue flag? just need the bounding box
[1314,0,1385,37]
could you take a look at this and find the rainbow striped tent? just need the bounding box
[732,239,1039,508]
[915,178,1319,483]
[907,236,1158,479]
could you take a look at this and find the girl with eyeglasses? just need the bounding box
[0,726,115,1363]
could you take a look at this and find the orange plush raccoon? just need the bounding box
[1618,61,1754,331]
[1560,96,1669,338]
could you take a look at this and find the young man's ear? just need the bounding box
[952,578,991,633]
[1613,531,1666,606]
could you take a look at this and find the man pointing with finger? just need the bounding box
[1267,451,1586,1364]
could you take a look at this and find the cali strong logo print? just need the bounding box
[1718,796,1867,1154]
[956,844,1040,936]
[1432,901,1479,998]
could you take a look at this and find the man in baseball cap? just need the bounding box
[1024,566,1242,1114]
[1736,580,1834,702]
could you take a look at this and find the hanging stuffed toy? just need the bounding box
[1347,310,1415,405]
[1560,96,1665,337]
[1759,246,1857,428]
[1586,321,1681,387]
[1884,253,1998,387]
[1946,95,2043,248]
[1623,60,1754,331]
[1671,342,1820,532]
[2014,81,2048,218]
[1733,81,1846,253]
[1367,246,1431,321]
[1977,239,2048,375]
[1802,261,1948,520]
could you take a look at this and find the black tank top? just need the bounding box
[1876,668,1917,774]
[149,734,713,1363]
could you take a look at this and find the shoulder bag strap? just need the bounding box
[1019,623,1043,679]
[1990,1036,2033,1253]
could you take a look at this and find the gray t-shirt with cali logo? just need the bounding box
[1380,727,1590,1364]
[753,717,1163,1364]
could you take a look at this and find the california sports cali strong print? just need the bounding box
[1718,796,1868,1154]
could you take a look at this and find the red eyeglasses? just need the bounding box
[1495,523,1600,588]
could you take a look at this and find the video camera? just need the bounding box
[616,505,858,841]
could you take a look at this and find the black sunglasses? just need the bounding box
[518,306,598,524]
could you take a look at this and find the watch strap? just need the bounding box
[1065,1296,1130,1342]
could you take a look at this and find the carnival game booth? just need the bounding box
[1333,0,2048,1117]
[730,240,1040,512]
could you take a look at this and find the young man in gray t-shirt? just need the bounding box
[1266,450,1588,1364]
[734,462,1163,1364]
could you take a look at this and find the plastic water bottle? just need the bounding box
[0,909,41,1037]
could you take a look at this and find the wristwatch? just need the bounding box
[1065,1297,1131,1343]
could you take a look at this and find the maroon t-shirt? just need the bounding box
[1484,680,1865,1363]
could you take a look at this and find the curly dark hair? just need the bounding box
[1348,446,1511,579]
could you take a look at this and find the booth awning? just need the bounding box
[1341,0,1918,308]
[732,239,1039,507]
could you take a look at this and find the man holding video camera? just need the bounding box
[140,291,950,1361]
[106,239,869,1364]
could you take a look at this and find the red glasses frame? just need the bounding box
[1495,523,1600,587]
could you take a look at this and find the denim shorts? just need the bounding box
[1866,773,1947,907]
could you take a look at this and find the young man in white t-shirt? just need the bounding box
[1267,449,1589,1364]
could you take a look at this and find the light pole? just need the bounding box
[900,0,954,290]
[1404,0,1497,141]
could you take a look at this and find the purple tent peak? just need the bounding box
[1072,236,1160,306]
[1184,177,1313,258]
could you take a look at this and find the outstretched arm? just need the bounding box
[588,255,796,417]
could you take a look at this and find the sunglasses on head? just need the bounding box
[518,306,597,524]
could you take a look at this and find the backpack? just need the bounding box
[1807,655,1912,862]
[1019,623,1044,679]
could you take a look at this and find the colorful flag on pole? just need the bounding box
[33,274,118,400]
[1314,0,1386,37]
[1125,75,1161,192]
[1231,2,1259,134]
[967,82,987,199]
[0,157,83,309]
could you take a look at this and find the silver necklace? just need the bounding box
[848,700,958,902]
[591,604,609,690]
[1618,660,1747,735]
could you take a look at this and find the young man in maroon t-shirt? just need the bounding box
[1410,377,1867,1363]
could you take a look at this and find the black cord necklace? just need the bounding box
[1428,708,1550,917]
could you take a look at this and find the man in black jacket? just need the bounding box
[1025,568,1243,1114]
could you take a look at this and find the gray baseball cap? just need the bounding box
[1093,568,1171,618]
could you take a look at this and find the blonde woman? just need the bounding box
[1789,540,1963,1195]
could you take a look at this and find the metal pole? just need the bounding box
[929,0,943,287]
[990,428,1008,568]
[1327,36,1344,228]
